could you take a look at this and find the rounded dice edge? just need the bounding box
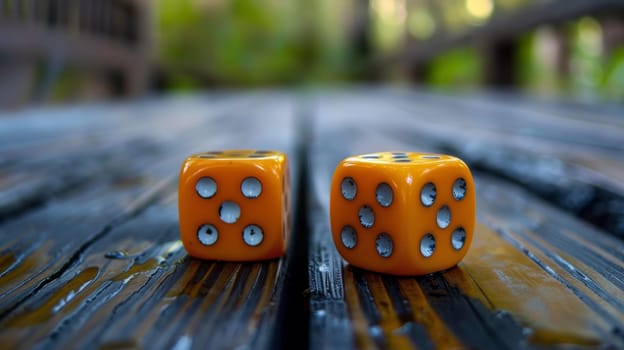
[178,151,288,261]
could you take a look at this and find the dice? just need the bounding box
[178,150,290,261]
[330,152,475,275]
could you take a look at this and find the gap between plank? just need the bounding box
[270,99,311,350]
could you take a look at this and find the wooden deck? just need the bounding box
[0,89,623,349]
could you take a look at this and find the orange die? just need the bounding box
[178,150,290,261]
[330,152,475,275]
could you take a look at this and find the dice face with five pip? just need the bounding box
[178,150,290,261]
[330,152,475,276]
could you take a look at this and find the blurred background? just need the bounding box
[0,0,622,108]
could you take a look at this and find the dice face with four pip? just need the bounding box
[178,150,290,261]
[330,152,475,275]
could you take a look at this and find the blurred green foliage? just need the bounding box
[157,0,622,100]
[516,30,567,94]
[157,0,354,88]
[159,0,303,86]
[515,18,623,100]
[602,49,624,100]
[569,17,606,98]
[569,17,624,100]
[426,48,482,89]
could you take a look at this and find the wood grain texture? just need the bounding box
[307,91,624,349]
[362,89,624,237]
[1,89,623,349]
[0,92,302,349]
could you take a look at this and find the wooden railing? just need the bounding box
[384,0,624,86]
[0,0,150,106]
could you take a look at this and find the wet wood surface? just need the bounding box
[307,91,624,349]
[0,89,623,349]
[0,93,302,349]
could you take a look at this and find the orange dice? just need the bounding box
[178,150,290,261]
[330,152,475,275]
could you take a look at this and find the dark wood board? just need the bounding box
[0,94,256,220]
[307,92,624,349]
[0,89,623,349]
[342,89,624,237]
[0,92,303,349]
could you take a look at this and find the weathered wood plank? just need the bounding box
[1,89,622,350]
[356,89,624,237]
[307,92,624,349]
[0,93,302,349]
[0,94,258,220]
[0,95,256,299]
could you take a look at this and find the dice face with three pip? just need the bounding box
[178,150,290,261]
[330,152,475,276]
